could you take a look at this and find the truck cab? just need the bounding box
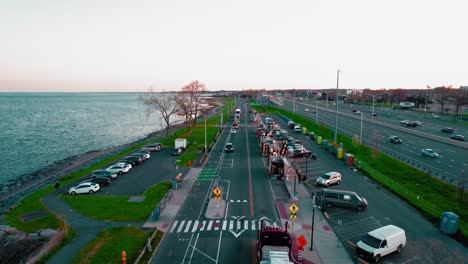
[257,220,294,264]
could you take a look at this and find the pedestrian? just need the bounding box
[54,181,60,191]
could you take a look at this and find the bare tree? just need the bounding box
[175,80,206,127]
[433,86,455,114]
[452,88,468,118]
[139,88,180,137]
[390,89,406,105]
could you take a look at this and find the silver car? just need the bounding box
[316,172,342,187]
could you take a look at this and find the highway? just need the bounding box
[269,97,468,186]
[152,104,280,264]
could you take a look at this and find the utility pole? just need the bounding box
[204,116,207,156]
[220,109,223,129]
[360,112,363,144]
[334,69,340,143]
[315,97,318,124]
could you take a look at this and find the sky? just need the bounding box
[1,0,467,92]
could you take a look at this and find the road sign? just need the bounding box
[213,187,222,196]
[297,235,308,247]
[290,214,297,219]
[289,203,299,214]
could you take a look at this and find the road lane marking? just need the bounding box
[192,220,199,233]
[177,220,186,233]
[169,220,178,233]
[245,122,255,217]
[184,220,192,233]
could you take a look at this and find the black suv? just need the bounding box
[441,127,454,133]
[389,136,402,144]
[225,143,234,153]
[406,122,418,127]
[83,177,111,187]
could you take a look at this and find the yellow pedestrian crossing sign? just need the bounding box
[289,203,299,214]
[213,187,222,199]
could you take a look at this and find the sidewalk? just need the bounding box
[143,167,201,232]
[279,167,354,264]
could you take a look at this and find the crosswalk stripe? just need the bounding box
[244,220,248,230]
[177,220,186,233]
[251,220,256,230]
[207,220,213,231]
[192,220,199,233]
[169,220,178,233]
[237,220,241,230]
[215,220,220,230]
[184,220,192,233]
[229,220,234,230]
[200,221,206,231]
[222,220,227,230]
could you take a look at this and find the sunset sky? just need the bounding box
[1,0,467,92]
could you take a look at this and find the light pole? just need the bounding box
[204,116,207,155]
[310,193,315,251]
[315,97,318,124]
[334,69,340,143]
[425,86,429,113]
[293,89,296,113]
[360,112,363,144]
[372,95,375,119]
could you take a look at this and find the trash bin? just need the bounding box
[172,178,178,190]
[328,144,334,153]
[322,139,328,148]
[309,132,315,140]
[317,136,322,144]
[152,207,160,221]
[337,148,344,159]
[302,127,308,135]
[440,212,459,234]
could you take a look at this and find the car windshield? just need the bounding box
[426,149,434,153]
[321,175,331,180]
[361,234,382,249]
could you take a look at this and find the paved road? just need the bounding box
[266,112,468,263]
[152,104,281,264]
[270,97,468,186]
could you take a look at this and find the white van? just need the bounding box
[356,225,406,262]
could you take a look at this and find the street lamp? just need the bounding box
[372,95,375,119]
[334,69,340,143]
[204,116,207,155]
[360,112,363,144]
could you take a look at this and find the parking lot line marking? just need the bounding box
[192,220,199,232]
[222,220,227,230]
[177,220,186,233]
[169,220,178,233]
[184,220,192,233]
[229,220,234,230]
[200,221,206,231]
[207,220,213,231]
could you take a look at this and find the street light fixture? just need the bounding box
[360,112,363,144]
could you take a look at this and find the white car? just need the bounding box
[316,172,342,187]
[305,108,310,112]
[69,182,100,195]
[106,165,130,175]
[415,121,422,125]
[421,148,439,158]
[115,162,132,171]
[142,143,162,152]
[230,128,237,134]
[400,120,409,125]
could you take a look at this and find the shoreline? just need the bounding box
[0,99,222,219]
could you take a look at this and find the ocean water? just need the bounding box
[0,92,172,185]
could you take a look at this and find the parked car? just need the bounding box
[106,165,129,175]
[142,143,163,152]
[316,172,342,187]
[450,134,465,141]
[133,150,151,160]
[441,127,454,133]
[129,152,148,161]
[120,156,143,166]
[91,170,117,180]
[82,177,111,187]
[294,125,302,133]
[230,128,237,134]
[316,189,367,211]
[225,143,234,153]
[421,148,439,158]
[371,113,378,117]
[356,225,406,263]
[432,113,440,119]
[233,123,239,129]
[355,110,361,114]
[68,182,100,195]
[305,108,310,112]
[288,149,311,158]
[389,136,402,144]
[114,162,132,171]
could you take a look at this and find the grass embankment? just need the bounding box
[71,227,149,264]
[62,182,171,222]
[252,104,468,244]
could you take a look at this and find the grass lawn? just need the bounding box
[252,104,467,244]
[62,182,171,222]
[71,227,149,264]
